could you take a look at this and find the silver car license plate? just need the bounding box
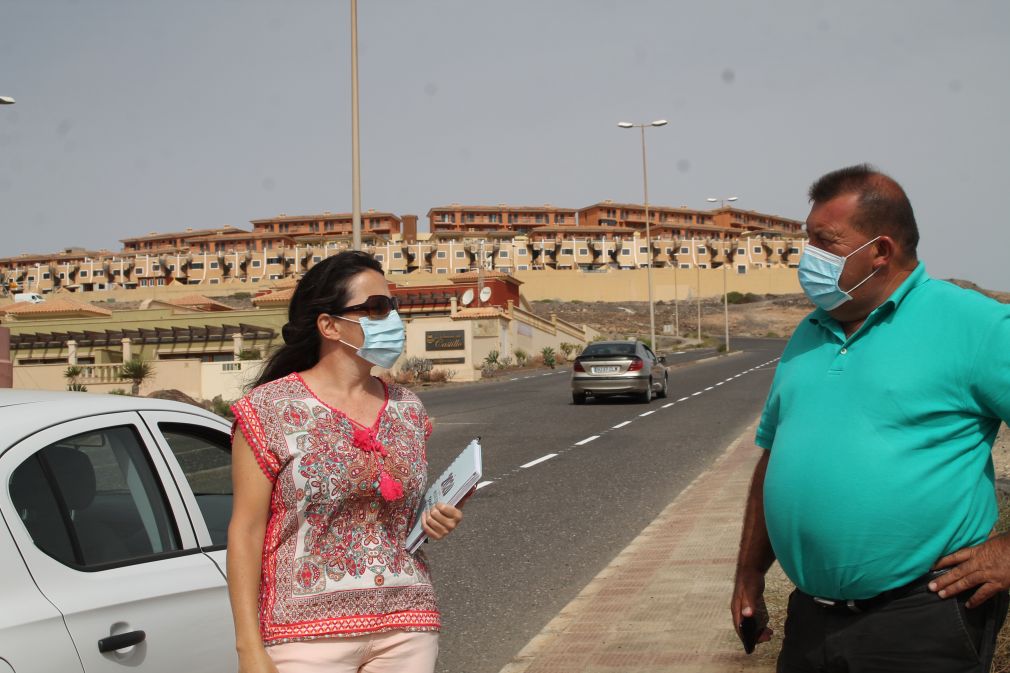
[592,365,620,374]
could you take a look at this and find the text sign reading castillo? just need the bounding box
[425,330,465,351]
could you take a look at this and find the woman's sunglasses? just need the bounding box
[332,295,399,320]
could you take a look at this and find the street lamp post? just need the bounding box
[350,0,362,251]
[618,119,667,351]
[708,196,739,354]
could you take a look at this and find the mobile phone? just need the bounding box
[739,615,760,654]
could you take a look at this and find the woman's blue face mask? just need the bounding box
[333,310,406,369]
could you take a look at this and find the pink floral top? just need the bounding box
[231,373,437,646]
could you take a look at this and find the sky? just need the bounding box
[1,0,1008,290]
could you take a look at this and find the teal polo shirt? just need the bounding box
[757,263,1010,600]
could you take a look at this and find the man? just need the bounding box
[731,164,1010,672]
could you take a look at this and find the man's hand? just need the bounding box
[731,567,773,648]
[931,533,1010,608]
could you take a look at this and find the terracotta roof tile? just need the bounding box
[451,307,504,320]
[0,298,113,317]
[252,288,294,306]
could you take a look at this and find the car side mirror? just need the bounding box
[658,355,666,364]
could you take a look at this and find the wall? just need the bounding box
[513,266,801,302]
[13,358,204,398]
[0,326,10,388]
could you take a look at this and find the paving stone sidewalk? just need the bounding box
[499,419,775,673]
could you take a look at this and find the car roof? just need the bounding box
[0,389,230,452]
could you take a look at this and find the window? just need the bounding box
[577,248,589,255]
[189,262,204,270]
[680,247,689,255]
[639,246,648,254]
[499,250,509,258]
[517,248,527,256]
[210,261,219,269]
[436,251,447,259]
[517,264,529,271]
[158,423,232,548]
[393,252,402,259]
[437,268,448,274]
[251,260,261,268]
[210,278,220,284]
[621,249,630,256]
[43,272,51,280]
[59,272,65,279]
[265,257,282,265]
[738,248,747,255]
[697,246,707,254]
[80,270,89,277]
[374,255,384,262]
[454,251,465,258]
[561,248,573,255]
[455,268,468,273]
[269,274,282,280]
[680,263,691,269]
[8,425,181,568]
[753,246,763,254]
[737,265,748,274]
[152,264,160,271]
[313,256,321,262]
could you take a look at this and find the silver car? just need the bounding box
[571,340,668,404]
[0,390,237,673]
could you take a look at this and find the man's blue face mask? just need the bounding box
[797,236,880,311]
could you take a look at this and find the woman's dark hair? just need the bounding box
[252,250,384,388]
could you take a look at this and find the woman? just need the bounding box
[227,251,463,673]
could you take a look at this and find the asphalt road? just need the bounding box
[416,338,786,673]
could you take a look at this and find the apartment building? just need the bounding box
[0,201,807,297]
[428,204,577,235]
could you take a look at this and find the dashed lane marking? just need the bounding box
[476,481,493,490]
[520,454,557,469]
[612,421,632,429]
[575,435,600,446]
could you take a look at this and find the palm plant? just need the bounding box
[120,358,153,396]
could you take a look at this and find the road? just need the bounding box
[416,337,785,673]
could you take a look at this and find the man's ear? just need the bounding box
[873,236,896,268]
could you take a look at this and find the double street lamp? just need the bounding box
[618,119,667,350]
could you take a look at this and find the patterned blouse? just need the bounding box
[231,372,438,646]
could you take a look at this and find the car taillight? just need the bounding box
[627,357,644,371]
[574,360,585,372]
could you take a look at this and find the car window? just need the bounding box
[582,343,636,357]
[158,422,232,548]
[8,425,181,569]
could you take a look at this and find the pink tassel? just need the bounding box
[378,470,403,501]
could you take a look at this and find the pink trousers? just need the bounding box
[266,631,439,673]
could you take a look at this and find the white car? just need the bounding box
[0,390,237,672]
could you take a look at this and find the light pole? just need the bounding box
[708,196,739,354]
[618,119,667,351]
[350,0,362,251]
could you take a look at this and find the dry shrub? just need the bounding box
[427,368,455,383]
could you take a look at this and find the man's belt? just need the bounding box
[802,569,950,614]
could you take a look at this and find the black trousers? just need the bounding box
[778,587,1009,673]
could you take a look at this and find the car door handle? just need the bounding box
[98,630,146,653]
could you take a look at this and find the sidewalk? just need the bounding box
[499,419,781,673]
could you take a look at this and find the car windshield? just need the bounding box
[581,343,637,357]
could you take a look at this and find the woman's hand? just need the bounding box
[421,502,464,541]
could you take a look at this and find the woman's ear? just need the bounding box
[316,313,345,344]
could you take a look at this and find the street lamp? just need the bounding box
[618,119,667,351]
[706,196,738,208]
[708,195,739,354]
[350,0,362,251]
[0,97,15,105]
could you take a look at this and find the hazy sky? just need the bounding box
[2,1,1008,290]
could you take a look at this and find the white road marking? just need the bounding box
[705,386,714,391]
[692,391,703,396]
[662,402,675,408]
[678,396,690,402]
[510,378,519,381]
[476,481,493,490]
[521,454,558,468]
[639,410,656,417]
[612,421,632,429]
[716,382,724,386]
[575,435,600,446]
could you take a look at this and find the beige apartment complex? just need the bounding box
[1,202,805,298]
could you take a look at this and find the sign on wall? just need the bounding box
[426,330,465,351]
